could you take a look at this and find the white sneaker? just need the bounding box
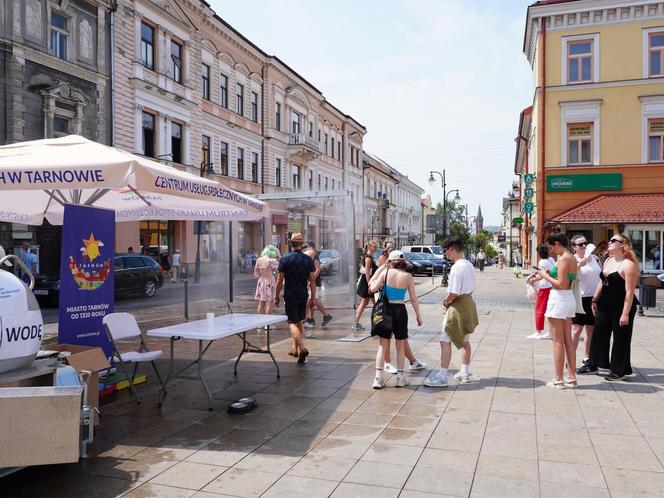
[423,375,448,388]
[453,371,471,383]
[383,363,398,374]
[526,332,542,340]
[303,321,315,329]
[408,360,426,371]
[540,332,551,340]
[395,375,410,388]
[304,330,313,339]
[373,377,384,389]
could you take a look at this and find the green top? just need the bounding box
[549,266,576,281]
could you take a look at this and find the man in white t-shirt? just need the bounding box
[424,237,478,387]
[171,249,181,282]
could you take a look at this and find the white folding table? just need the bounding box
[147,313,287,409]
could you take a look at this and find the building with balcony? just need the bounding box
[362,153,398,244]
[519,0,664,271]
[394,172,424,248]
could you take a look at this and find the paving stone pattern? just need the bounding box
[4,267,664,497]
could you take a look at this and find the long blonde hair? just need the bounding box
[613,234,640,271]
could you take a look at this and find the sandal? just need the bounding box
[564,378,578,388]
[547,379,566,390]
[288,347,298,357]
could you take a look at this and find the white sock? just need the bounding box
[375,368,382,380]
[536,331,543,335]
[438,368,448,379]
[460,364,469,375]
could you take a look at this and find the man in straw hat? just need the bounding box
[274,233,316,363]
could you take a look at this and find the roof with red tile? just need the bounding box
[548,193,664,224]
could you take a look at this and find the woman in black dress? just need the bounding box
[577,234,639,380]
[354,241,377,330]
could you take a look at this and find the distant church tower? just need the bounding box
[476,205,484,232]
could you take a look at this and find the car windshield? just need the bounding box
[431,246,444,255]
[420,253,435,261]
[404,252,423,260]
[319,250,332,258]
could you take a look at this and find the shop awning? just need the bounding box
[548,193,664,224]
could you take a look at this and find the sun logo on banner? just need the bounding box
[67,232,112,290]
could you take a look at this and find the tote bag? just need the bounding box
[371,271,393,335]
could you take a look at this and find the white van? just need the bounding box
[401,245,445,260]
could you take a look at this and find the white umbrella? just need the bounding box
[0,135,266,224]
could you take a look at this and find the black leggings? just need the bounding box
[588,306,636,376]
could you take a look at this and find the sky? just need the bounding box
[208,0,534,226]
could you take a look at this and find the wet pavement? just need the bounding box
[4,266,664,497]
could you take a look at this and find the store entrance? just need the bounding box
[139,220,175,258]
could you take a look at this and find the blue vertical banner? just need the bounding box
[58,205,115,357]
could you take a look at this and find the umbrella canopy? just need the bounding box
[0,135,266,224]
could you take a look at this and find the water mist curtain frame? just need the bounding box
[0,135,266,225]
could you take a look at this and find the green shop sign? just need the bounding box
[546,173,622,192]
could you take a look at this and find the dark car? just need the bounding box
[33,254,164,306]
[403,252,435,275]
[318,249,341,275]
[418,252,444,274]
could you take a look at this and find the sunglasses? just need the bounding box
[609,237,623,244]
[573,242,587,247]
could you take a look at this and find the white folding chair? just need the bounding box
[102,312,165,403]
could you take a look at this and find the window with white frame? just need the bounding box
[142,111,156,158]
[292,111,300,134]
[292,164,300,189]
[567,41,593,83]
[220,74,228,108]
[567,123,593,165]
[251,92,259,123]
[275,102,281,131]
[649,32,664,77]
[251,152,259,183]
[560,100,601,166]
[171,122,183,164]
[220,141,229,175]
[308,170,313,190]
[171,39,182,83]
[201,135,211,171]
[648,119,664,162]
[236,83,244,116]
[201,64,210,100]
[50,13,68,60]
[275,158,282,186]
[140,22,154,69]
[237,147,244,179]
[562,34,599,85]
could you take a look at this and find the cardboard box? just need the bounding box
[50,344,110,424]
[0,386,83,467]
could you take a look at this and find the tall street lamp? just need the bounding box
[428,170,461,242]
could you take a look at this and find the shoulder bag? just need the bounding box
[371,270,393,335]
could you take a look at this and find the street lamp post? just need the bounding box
[428,170,460,242]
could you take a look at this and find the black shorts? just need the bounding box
[372,303,409,340]
[285,299,307,324]
[572,296,595,326]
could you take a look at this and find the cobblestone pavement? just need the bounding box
[5,266,664,497]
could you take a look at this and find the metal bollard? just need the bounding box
[182,268,189,321]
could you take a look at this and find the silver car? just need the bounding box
[318,249,341,274]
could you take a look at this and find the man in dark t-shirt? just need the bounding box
[274,233,316,363]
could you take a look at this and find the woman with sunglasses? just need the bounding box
[576,234,639,380]
[535,231,578,389]
[570,235,601,366]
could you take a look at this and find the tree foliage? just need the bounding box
[434,200,469,245]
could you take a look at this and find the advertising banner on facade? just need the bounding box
[58,205,115,357]
[546,173,622,192]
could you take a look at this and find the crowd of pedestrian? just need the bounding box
[526,231,639,388]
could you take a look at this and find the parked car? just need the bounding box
[401,245,445,262]
[33,254,164,306]
[418,252,444,273]
[318,249,341,274]
[403,252,435,275]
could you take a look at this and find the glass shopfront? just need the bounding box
[139,220,175,258]
[626,227,663,272]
